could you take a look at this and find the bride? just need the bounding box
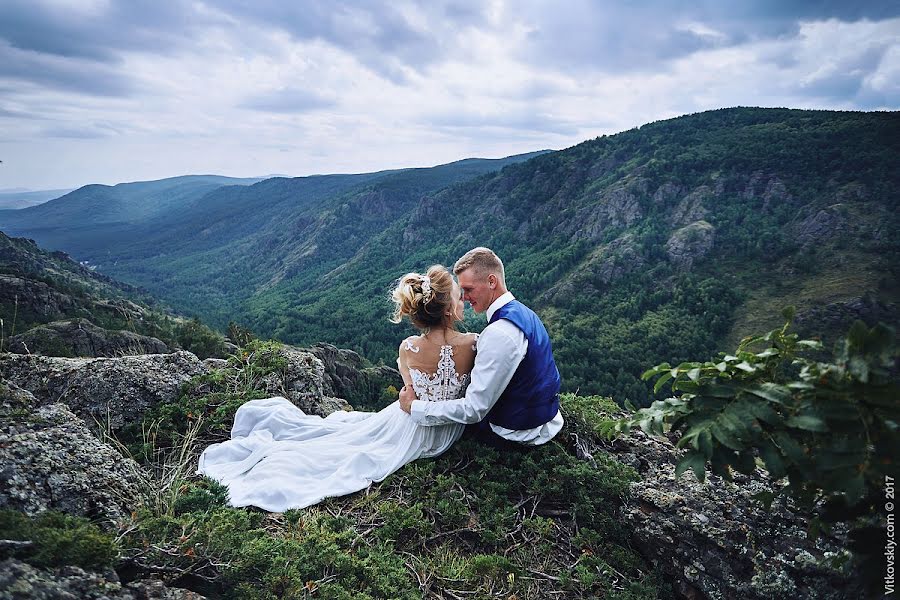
[197,265,477,512]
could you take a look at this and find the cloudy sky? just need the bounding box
[1,0,898,190]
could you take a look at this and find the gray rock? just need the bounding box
[794,204,848,246]
[666,220,715,271]
[0,351,207,431]
[761,178,791,211]
[0,386,148,526]
[594,427,864,600]
[305,342,402,410]
[541,233,645,303]
[671,186,712,227]
[7,318,171,358]
[257,344,352,417]
[568,179,646,242]
[0,559,207,599]
[0,274,79,321]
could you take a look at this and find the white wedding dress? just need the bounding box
[197,337,474,512]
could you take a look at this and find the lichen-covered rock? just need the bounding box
[7,318,171,357]
[598,428,864,600]
[258,345,351,417]
[305,342,402,410]
[0,351,207,431]
[0,559,206,599]
[0,387,148,526]
[665,220,715,271]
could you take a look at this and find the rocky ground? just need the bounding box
[0,344,865,599]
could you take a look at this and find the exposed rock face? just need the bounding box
[795,296,897,341]
[0,274,79,320]
[666,220,715,271]
[568,179,646,241]
[794,204,848,246]
[542,234,645,303]
[599,427,864,600]
[0,351,207,431]
[306,342,403,410]
[8,318,171,357]
[258,345,351,417]
[0,559,207,599]
[671,187,712,227]
[0,381,147,526]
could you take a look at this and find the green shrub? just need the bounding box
[0,510,119,569]
[610,311,898,594]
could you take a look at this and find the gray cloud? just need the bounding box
[0,42,135,96]
[210,0,492,82]
[240,88,337,113]
[42,124,120,139]
[428,109,582,136]
[0,0,214,61]
[513,0,900,74]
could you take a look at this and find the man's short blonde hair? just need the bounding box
[453,247,505,282]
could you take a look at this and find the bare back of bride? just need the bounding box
[197,265,475,512]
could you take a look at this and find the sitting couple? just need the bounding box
[198,247,563,512]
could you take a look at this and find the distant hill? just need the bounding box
[1,110,897,405]
[0,188,74,210]
[0,174,271,257]
[0,231,225,358]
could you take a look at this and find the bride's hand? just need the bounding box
[399,385,416,414]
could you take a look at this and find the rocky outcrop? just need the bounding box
[666,220,715,271]
[0,274,80,320]
[258,345,352,417]
[0,559,206,599]
[671,187,712,227]
[795,296,897,341]
[567,179,647,242]
[0,381,147,526]
[306,342,402,410]
[794,204,848,246]
[0,351,207,431]
[597,427,864,600]
[8,318,170,357]
[542,234,645,303]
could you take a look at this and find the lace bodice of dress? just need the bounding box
[406,342,472,402]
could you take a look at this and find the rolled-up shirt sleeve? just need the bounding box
[409,320,527,426]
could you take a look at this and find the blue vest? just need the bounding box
[485,300,561,430]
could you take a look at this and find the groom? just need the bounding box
[399,247,564,448]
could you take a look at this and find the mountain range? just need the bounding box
[1,108,897,405]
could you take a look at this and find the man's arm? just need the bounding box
[400,321,526,425]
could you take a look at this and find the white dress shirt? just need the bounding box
[409,292,564,445]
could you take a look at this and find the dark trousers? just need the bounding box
[464,420,532,452]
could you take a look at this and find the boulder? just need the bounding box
[665,220,715,271]
[598,427,864,600]
[258,345,352,417]
[305,342,403,410]
[7,318,171,357]
[0,351,207,431]
[0,559,206,599]
[0,381,148,526]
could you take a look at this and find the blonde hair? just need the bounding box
[453,247,505,282]
[390,265,455,330]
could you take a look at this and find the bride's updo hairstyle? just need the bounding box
[390,265,455,330]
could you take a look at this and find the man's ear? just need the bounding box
[488,274,496,289]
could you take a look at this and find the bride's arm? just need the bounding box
[396,339,414,389]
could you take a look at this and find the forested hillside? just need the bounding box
[2,108,897,405]
[240,108,900,405]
